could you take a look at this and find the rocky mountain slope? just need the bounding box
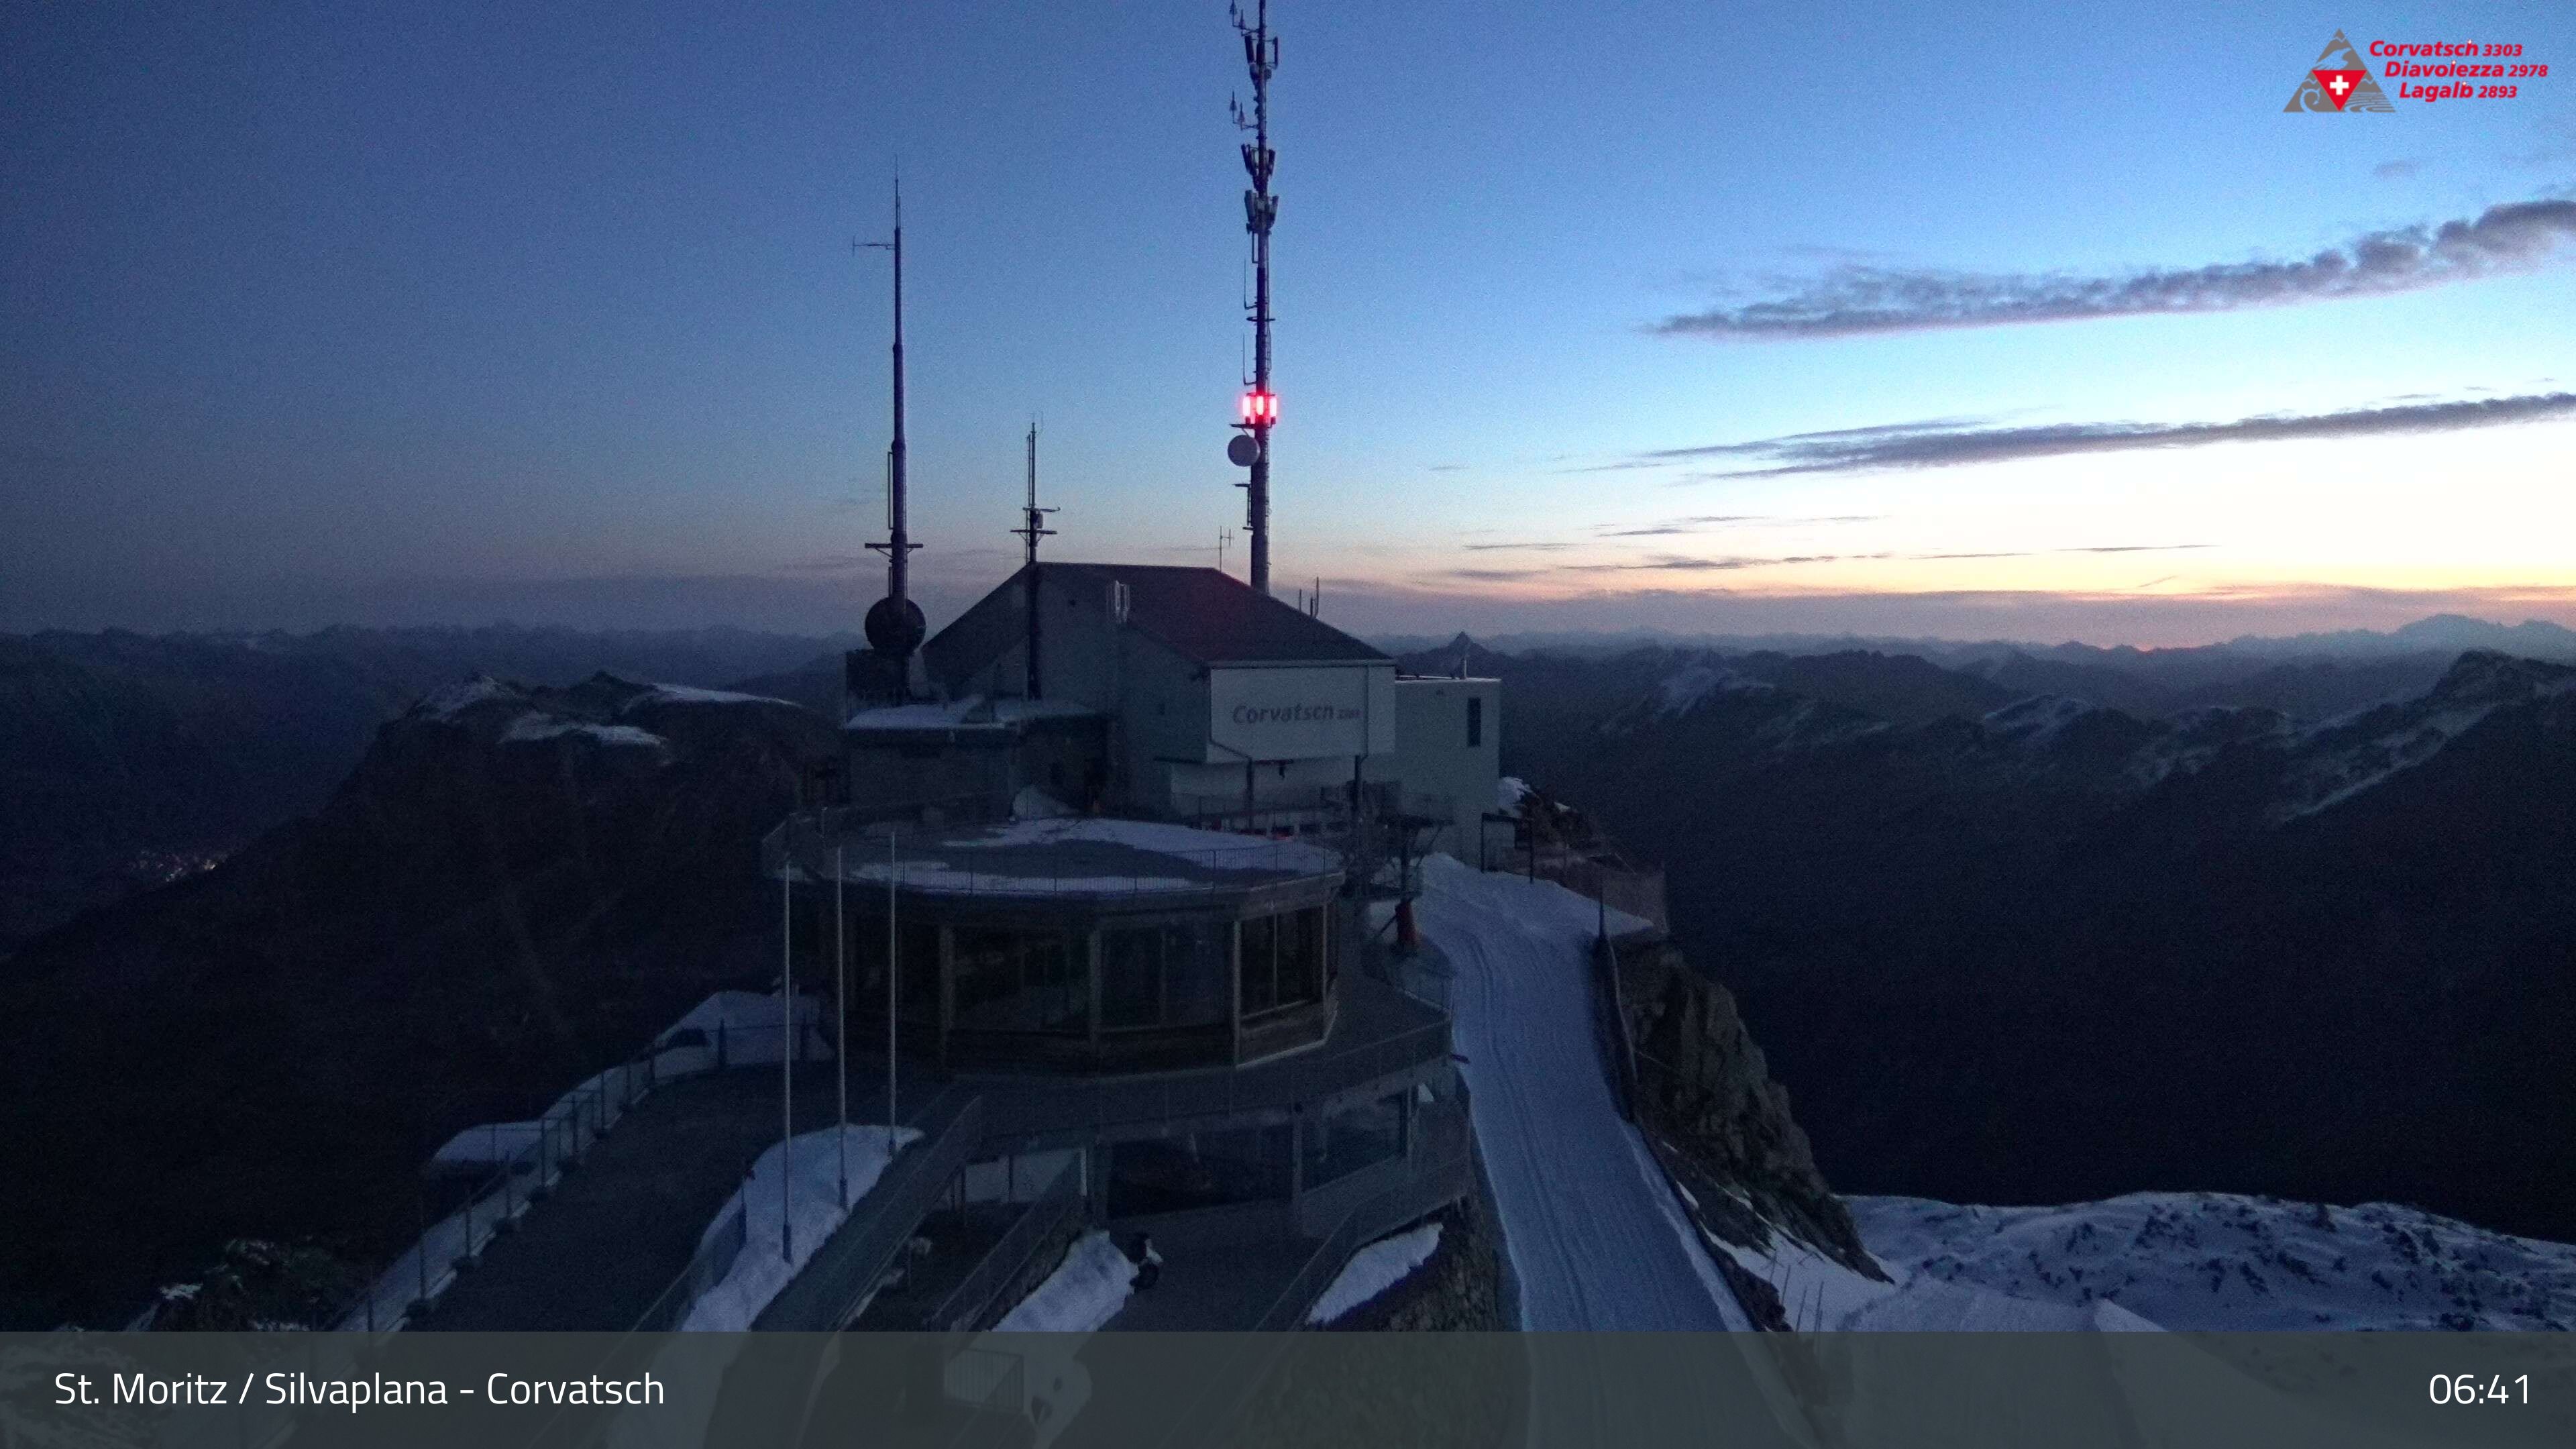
[0,627,849,954]
[1483,643,2576,1247]
[0,674,836,1327]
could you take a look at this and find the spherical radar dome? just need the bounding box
[864,595,928,656]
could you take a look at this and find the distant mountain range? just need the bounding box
[1407,631,2576,1248]
[1375,612,2576,667]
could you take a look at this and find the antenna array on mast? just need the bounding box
[1226,0,1279,595]
[1010,421,1057,700]
[854,180,924,702]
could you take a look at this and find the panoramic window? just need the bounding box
[951,927,1083,1034]
[1239,905,1328,1018]
[1303,1091,1407,1187]
[1099,920,1228,1030]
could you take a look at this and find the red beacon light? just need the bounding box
[1237,390,1279,426]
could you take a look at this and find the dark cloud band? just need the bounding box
[1640,392,2576,478]
[1656,199,2576,339]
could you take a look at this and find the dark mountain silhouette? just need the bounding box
[0,626,852,953]
[1498,644,2576,1244]
[0,674,837,1328]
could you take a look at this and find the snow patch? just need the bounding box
[1982,694,2097,748]
[1649,661,1770,719]
[430,1122,544,1170]
[421,676,514,718]
[500,712,668,749]
[995,1230,1136,1332]
[1494,776,1532,814]
[623,683,793,711]
[678,1124,921,1332]
[1851,1191,2576,1331]
[1012,786,1075,820]
[1307,1222,1442,1324]
[653,990,829,1066]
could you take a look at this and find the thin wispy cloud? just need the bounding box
[1461,541,1574,552]
[2372,159,2422,181]
[1628,392,2576,479]
[1652,198,2576,339]
[1554,543,2211,574]
[1593,513,1882,536]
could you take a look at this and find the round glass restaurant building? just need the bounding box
[775,814,1350,1073]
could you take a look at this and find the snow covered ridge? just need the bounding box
[2273,650,2576,822]
[1851,1191,2576,1331]
[500,712,668,749]
[419,675,516,719]
[619,682,795,711]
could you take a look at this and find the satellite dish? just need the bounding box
[1226,433,1259,468]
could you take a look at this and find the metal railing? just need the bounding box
[327,1014,829,1332]
[924,1153,1085,1332]
[1252,1106,1477,1331]
[629,1199,748,1334]
[977,1015,1451,1144]
[1534,853,1669,934]
[769,822,1347,900]
[753,1087,983,1330]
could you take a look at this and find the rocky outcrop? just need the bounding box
[1617,941,1881,1279]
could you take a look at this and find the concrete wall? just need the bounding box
[1366,678,1502,858]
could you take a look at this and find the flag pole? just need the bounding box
[781,820,795,1263]
[888,829,900,1159]
[836,843,849,1207]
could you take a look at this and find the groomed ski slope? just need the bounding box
[1415,854,1748,1330]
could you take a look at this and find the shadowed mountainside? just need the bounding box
[1466,640,2576,1244]
[0,674,837,1328]
[0,626,852,953]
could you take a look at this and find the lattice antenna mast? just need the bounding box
[855,180,924,697]
[1228,0,1280,594]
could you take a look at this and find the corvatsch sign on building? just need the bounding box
[1205,664,1395,763]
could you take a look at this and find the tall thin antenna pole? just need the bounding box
[1010,419,1056,699]
[835,845,848,1206]
[1231,0,1279,594]
[858,181,923,698]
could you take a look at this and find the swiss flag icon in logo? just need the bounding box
[2286,32,2391,112]
[2312,68,2367,109]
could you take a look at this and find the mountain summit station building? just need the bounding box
[753,563,1501,1328]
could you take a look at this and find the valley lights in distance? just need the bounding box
[57,1371,667,1413]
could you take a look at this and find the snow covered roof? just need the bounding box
[796,815,1342,899]
[843,693,1101,735]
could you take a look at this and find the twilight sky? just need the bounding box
[4,1,2572,645]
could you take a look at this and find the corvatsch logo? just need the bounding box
[2286,30,2394,111]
